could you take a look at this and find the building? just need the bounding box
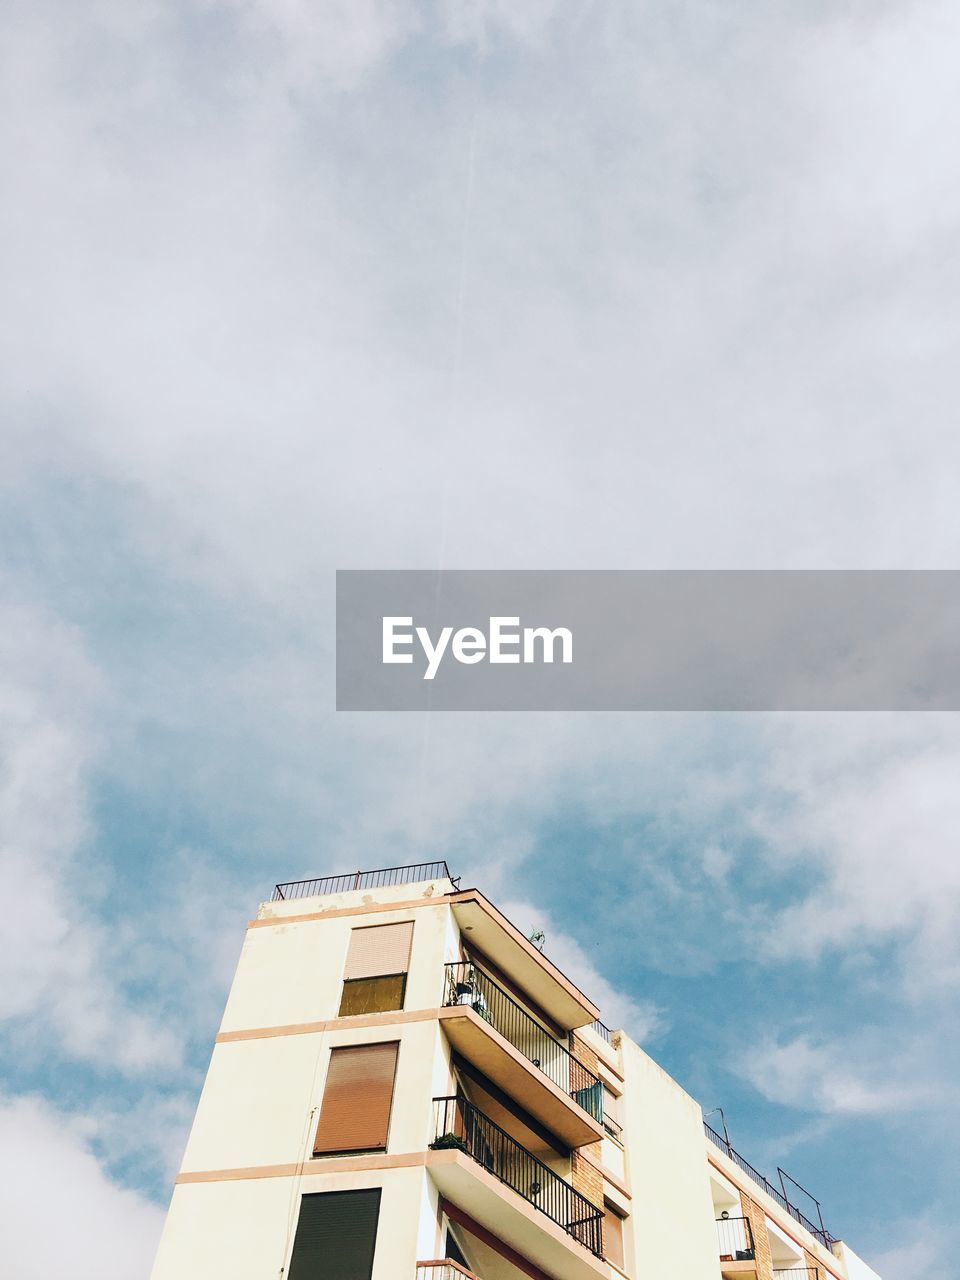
[151,862,883,1280]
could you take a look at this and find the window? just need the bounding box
[288,1189,381,1280]
[339,922,414,1016]
[603,1203,625,1270]
[339,974,406,1016]
[603,1086,623,1142]
[314,1042,399,1155]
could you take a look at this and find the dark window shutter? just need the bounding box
[288,1189,381,1280]
[314,1042,399,1154]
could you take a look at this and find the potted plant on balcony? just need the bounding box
[471,992,491,1023]
[454,976,475,1003]
[454,968,492,1023]
[429,1132,468,1151]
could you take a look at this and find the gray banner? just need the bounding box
[336,570,960,711]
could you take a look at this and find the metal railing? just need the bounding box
[602,1114,623,1142]
[273,861,458,901]
[774,1270,820,1279]
[431,1095,603,1257]
[443,963,603,1122]
[716,1215,755,1261]
[416,1263,482,1280]
[589,1019,613,1044]
[704,1124,834,1249]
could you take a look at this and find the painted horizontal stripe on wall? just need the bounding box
[248,893,454,930]
[216,1007,441,1043]
[176,1151,430,1184]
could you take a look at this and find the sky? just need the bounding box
[1,0,959,1275]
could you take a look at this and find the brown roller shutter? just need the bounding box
[343,922,414,979]
[604,1204,625,1269]
[314,1042,399,1154]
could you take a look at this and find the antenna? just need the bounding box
[704,1106,731,1149]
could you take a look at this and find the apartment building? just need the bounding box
[151,862,883,1280]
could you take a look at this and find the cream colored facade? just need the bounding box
[151,868,883,1280]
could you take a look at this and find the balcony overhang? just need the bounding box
[438,1006,604,1149]
[426,1148,610,1280]
[720,1262,758,1280]
[450,892,599,1030]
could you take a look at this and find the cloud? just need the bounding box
[735,1032,936,1117]
[751,718,960,993]
[5,0,960,597]
[80,1090,199,1194]
[226,0,422,89]
[0,590,181,1073]
[870,1216,949,1280]
[2,0,960,1271]
[0,1092,164,1279]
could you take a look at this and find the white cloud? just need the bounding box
[0,591,181,1072]
[871,1216,948,1280]
[226,0,422,89]
[736,1032,937,1117]
[2,0,960,1268]
[81,1090,199,1191]
[750,717,960,993]
[5,0,960,597]
[0,1092,164,1280]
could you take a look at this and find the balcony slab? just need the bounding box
[425,1148,610,1280]
[720,1262,759,1280]
[438,1006,604,1150]
[450,894,599,1030]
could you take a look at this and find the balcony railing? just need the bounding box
[602,1114,623,1143]
[273,861,458,901]
[430,1094,603,1257]
[442,963,603,1123]
[416,1263,482,1280]
[774,1270,820,1279]
[704,1123,834,1249]
[716,1215,755,1261]
[590,1019,613,1044]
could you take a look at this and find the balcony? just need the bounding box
[704,1122,834,1252]
[774,1270,820,1279]
[717,1215,756,1278]
[416,1264,482,1280]
[439,963,605,1149]
[448,892,599,1029]
[602,1114,623,1143]
[426,1094,606,1279]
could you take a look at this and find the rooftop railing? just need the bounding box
[589,1018,614,1044]
[431,1094,603,1257]
[443,962,603,1123]
[273,861,458,901]
[716,1214,755,1261]
[704,1123,834,1249]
